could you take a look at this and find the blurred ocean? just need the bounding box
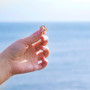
[0,22,90,90]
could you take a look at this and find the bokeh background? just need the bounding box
[0,0,90,90]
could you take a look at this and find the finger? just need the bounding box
[38,57,48,70]
[35,35,48,52]
[38,52,44,61]
[41,46,49,58]
[37,46,49,61]
[23,25,47,45]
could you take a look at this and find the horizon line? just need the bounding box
[0,21,90,23]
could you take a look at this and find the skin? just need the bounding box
[0,26,49,85]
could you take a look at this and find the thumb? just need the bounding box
[23,25,47,45]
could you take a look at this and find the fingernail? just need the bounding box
[40,25,47,34]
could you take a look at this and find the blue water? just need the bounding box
[0,22,90,90]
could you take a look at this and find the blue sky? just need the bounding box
[0,0,90,22]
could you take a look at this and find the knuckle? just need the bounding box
[41,40,48,45]
[42,46,49,57]
[41,35,48,41]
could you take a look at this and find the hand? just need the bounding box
[0,26,49,84]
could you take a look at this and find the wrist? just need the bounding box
[0,53,12,84]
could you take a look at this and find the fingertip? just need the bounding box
[40,25,47,35]
[41,35,48,41]
[33,25,46,37]
[41,57,48,67]
[43,58,48,66]
[38,58,48,70]
[41,46,50,58]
